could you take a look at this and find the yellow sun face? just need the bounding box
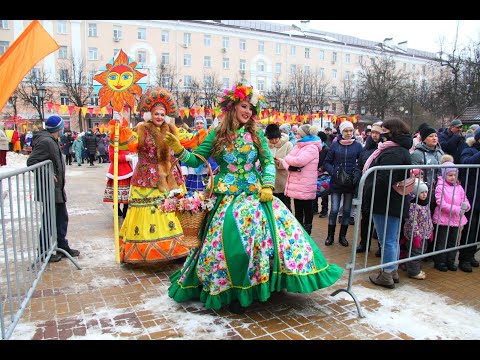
[93,49,146,112]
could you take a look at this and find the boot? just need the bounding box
[229,300,246,314]
[324,225,335,246]
[369,270,395,289]
[391,269,400,284]
[304,223,312,235]
[339,225,349,247]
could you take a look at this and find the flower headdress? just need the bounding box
[137,87,177,116]
[216,83,266,116]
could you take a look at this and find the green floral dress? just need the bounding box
[168,127,343,310]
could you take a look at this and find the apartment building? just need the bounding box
[0,19,440,131]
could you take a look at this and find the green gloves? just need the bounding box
[259,187,273,202]
[164,132,184,155]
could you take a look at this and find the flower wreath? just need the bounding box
[137,87,177,116]
[216,83,266,116]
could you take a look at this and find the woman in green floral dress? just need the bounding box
[165,83,343,314]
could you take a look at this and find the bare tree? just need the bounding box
[357,54,409,119]
[58,56,97,132]
[202,71,223,110]
[154,64,182,105]
[16,69,52,125]
[339,79,356,114]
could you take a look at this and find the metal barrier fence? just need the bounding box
[330,163,480,318]
[0,160,81,340]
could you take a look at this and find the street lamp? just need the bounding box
[37,85,46,128]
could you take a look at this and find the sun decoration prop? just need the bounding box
[93,49,146,112]
[216,83,266,117]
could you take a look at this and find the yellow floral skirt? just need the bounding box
[118,185,189,264]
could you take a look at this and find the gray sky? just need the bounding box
[266,20,480,53]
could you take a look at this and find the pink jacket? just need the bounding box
[282,139,321,200]
[432,176,471,227]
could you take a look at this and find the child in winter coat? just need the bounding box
[402,180,433,280]
[432,162,470,272]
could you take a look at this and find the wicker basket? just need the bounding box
[175,153,214,249]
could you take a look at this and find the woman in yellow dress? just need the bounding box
[118,88,190,264]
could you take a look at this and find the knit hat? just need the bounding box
[470,124,479,131]
[420,126,437,141]
[441,161,457,178]
[474,127,480,141]
[279,123,291,134]
[339,121,354,134]
[412,179,428,195]
[297,124,318,138]
[45,115,64,133]
[371,122,383,134]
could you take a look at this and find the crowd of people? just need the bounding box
[17,82,480,312]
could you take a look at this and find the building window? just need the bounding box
[0,41,9,56]
[222,36,229,49]
[57,20,67,34]
[204,75,212,88]
[161,53,170,65]
[184,54,191,67]
[412,64,416,73]
[319,50,324,61]
[258,41,265,53]
[331,86,337,96]
[275,63,281,74]
[59,69,68,82]
[183,33,191,47]
[89,93,99,106]
[137,50,146,64]
[239,39,246,51]
[161,30,169,43]
[184,75,192,88]
[403,62,407,71]
[332,69,337,79]
[223,78,229,89]
[60,94,69,106]
[319,68,324,78]
[88,47,98,61]
[345,53,350,64]
[88,70,95,84]
[138,28,146,40]
[304,65,310,75]
[275,43,281,55]
[305,48,310,59]
[290,64,296,74]
[332,52,337,63]
[358,55,363,65]
[240,59,246,71]
[88,23,97,37]
[113,49,120,58]
[203,56,211,68]
[345,71,350,81]
[113,26,122,40]
[59,46,68,59]
[0,20,8,29]
[257,61,265,72]
[223,58,230,70]
[31,68,40,80]
[257,79,265,91]
[204,34,211,47]
[290,45,296,56]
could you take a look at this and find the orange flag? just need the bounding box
[0,20,59,111]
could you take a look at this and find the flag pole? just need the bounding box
[112,111,121,263]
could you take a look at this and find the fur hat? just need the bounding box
[420,126,437,141]
[297,124,318,138]
[441,161,458,178]
[439,154,454,164]
[475,127,480,141]
[45,115,64,133]
[339,121,354,134]
[412,179,428,195]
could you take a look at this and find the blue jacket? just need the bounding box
[438,127,467,164]
[323,139,363,193]
[460,142,480,212]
